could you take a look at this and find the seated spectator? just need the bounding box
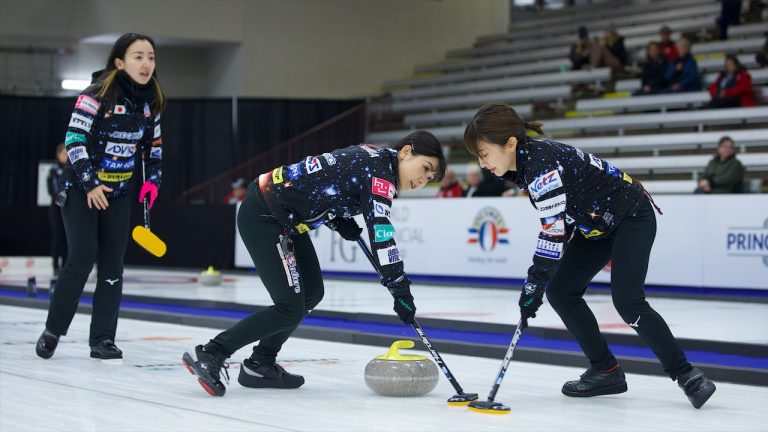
[463,167,483,198]
[223,178,246,204]
[634,42,668,95]
[695,136,745,194]
[436,168,463,198]
[664,38,701,92]
[706,55,755,108]
[569,26,594,71]
[756,32,767,68]
[658,25,679,62]
[594,25,628,73]
[470,168,506,197]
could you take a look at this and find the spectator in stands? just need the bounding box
[718,0,743,40]
[658,26,679,62]
[47,143,69,277]
[593,25,628,73]
[695,136,745,193]
[634,42,668,95]
[569,26,593,70]
[463,167,482,198]
[706,55,755,108]
[224,178,247,204]
[436,168,463,198]
[463,167,506,197]
[756,32,768,68]
[664,38,701,92]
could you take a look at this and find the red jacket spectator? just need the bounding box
[436,182,463,198]
[659,26,679,62]
[707,67,755,107]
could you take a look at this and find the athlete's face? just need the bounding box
[115,39,155,85]
[475,138,517,176]
[397,145,440,192]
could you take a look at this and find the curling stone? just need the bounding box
[198,266,222,286]
[364,340,439,397]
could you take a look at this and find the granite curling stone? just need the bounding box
[364,340,439,397]
[198,266,223,286]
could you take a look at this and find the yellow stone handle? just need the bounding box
[375,340,428,361]
[202,266,220,275]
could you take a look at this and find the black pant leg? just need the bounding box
[546,233,616,370]
[89,193,131,346]
[48,205,67,272]
[45,188,98,336]
[210,190,324,360]
[610,200,691,379]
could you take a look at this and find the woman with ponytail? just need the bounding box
[36,33,166,361]
[464,102,716,409]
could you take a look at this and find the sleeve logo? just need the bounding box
[150,147,162,160]
[65,131,87,147]
[105,142,136,157]
[372,177,396,199]
[374,202,391,218]
[68,112,93,133]
[305,156,323,174]
[67,146,88,163]
[528,170,563,199]
[535,238,563,260]
[114,105,126,115]
[75,95,100,115]
[374,224,395,242]
[541,216,566,237]
[536,193,566,217]
[153,124,161,139]
[377,246,402,266]
[589,154,604,170]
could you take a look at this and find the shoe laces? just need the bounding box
[208,354,230,384]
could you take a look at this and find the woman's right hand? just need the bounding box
[87,185,114,210]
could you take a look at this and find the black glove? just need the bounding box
[393,294,416,324]
[327,217,362,241]
[519,280,544,321]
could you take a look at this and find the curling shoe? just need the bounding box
[36,329,60,359]
[90,339,123,359]
[677,367,716,409]
[238,358,304,389]
[182,345,230,396]
[562,365,628,397]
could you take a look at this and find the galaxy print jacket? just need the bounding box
[508,138,646,293]
[258,145,407,290]
[63,80,162,198]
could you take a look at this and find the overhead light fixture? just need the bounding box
[61,79,90,91]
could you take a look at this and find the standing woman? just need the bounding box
[182,131,445,397]
[463,103,716,409]
[36,33,165,360]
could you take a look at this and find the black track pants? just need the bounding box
[45,187,131,346]
[209,183,324,364]
[545,200,691,379]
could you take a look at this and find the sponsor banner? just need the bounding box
[529,170,563,199]
[233,196,768,290]
[67,146,88,163]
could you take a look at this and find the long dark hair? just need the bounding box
[391,130,447,182]
[92,33,166,114]
[464,102,544,156]
[724,54,744,74]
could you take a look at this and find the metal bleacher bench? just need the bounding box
[392,68,610,101]
[403,105,533,128]
[575,91,711,113]
[613,58,766,92]
[367,107,768,144]
[389,85,571,114]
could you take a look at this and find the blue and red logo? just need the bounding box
[468,207,509,251]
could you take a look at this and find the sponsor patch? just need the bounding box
[110,130,143,140]
[374,224,395,243]
[623,172,633,184]
[287,163,301,180]
[151,138,162,147]
[575,148,585,160]
[153,124,161,138]
[150,147,162,159]
[579,226,604,238]
[322,152,337,165]
[272,167,284,184]
[65,131,87,147]
[114,105,126,115]
[68,112,93,133]
[295,223,310,234]
[589,154,603,170]
[535,238,563,260]
[75,95,100,115]
[565,214,575,225]
[97,170,133,182]
[305,156,322,174]
[528,170,563,199]
[524,283,536,295]
[536,194,566,217]
[67,146,88,163]
[541,216,566,237]
[606,164,620,177]
[374,202,391,218]
[105,142,136,158]
[101,157,135,170]
[372,177,396,200]
[377,246,402,266]
[81,172,91,182]
[602,212,614,225]
[144,103,151,117]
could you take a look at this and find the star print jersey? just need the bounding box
[257,145,406,288]
[509,137,647,293]
[63,85,162,197]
